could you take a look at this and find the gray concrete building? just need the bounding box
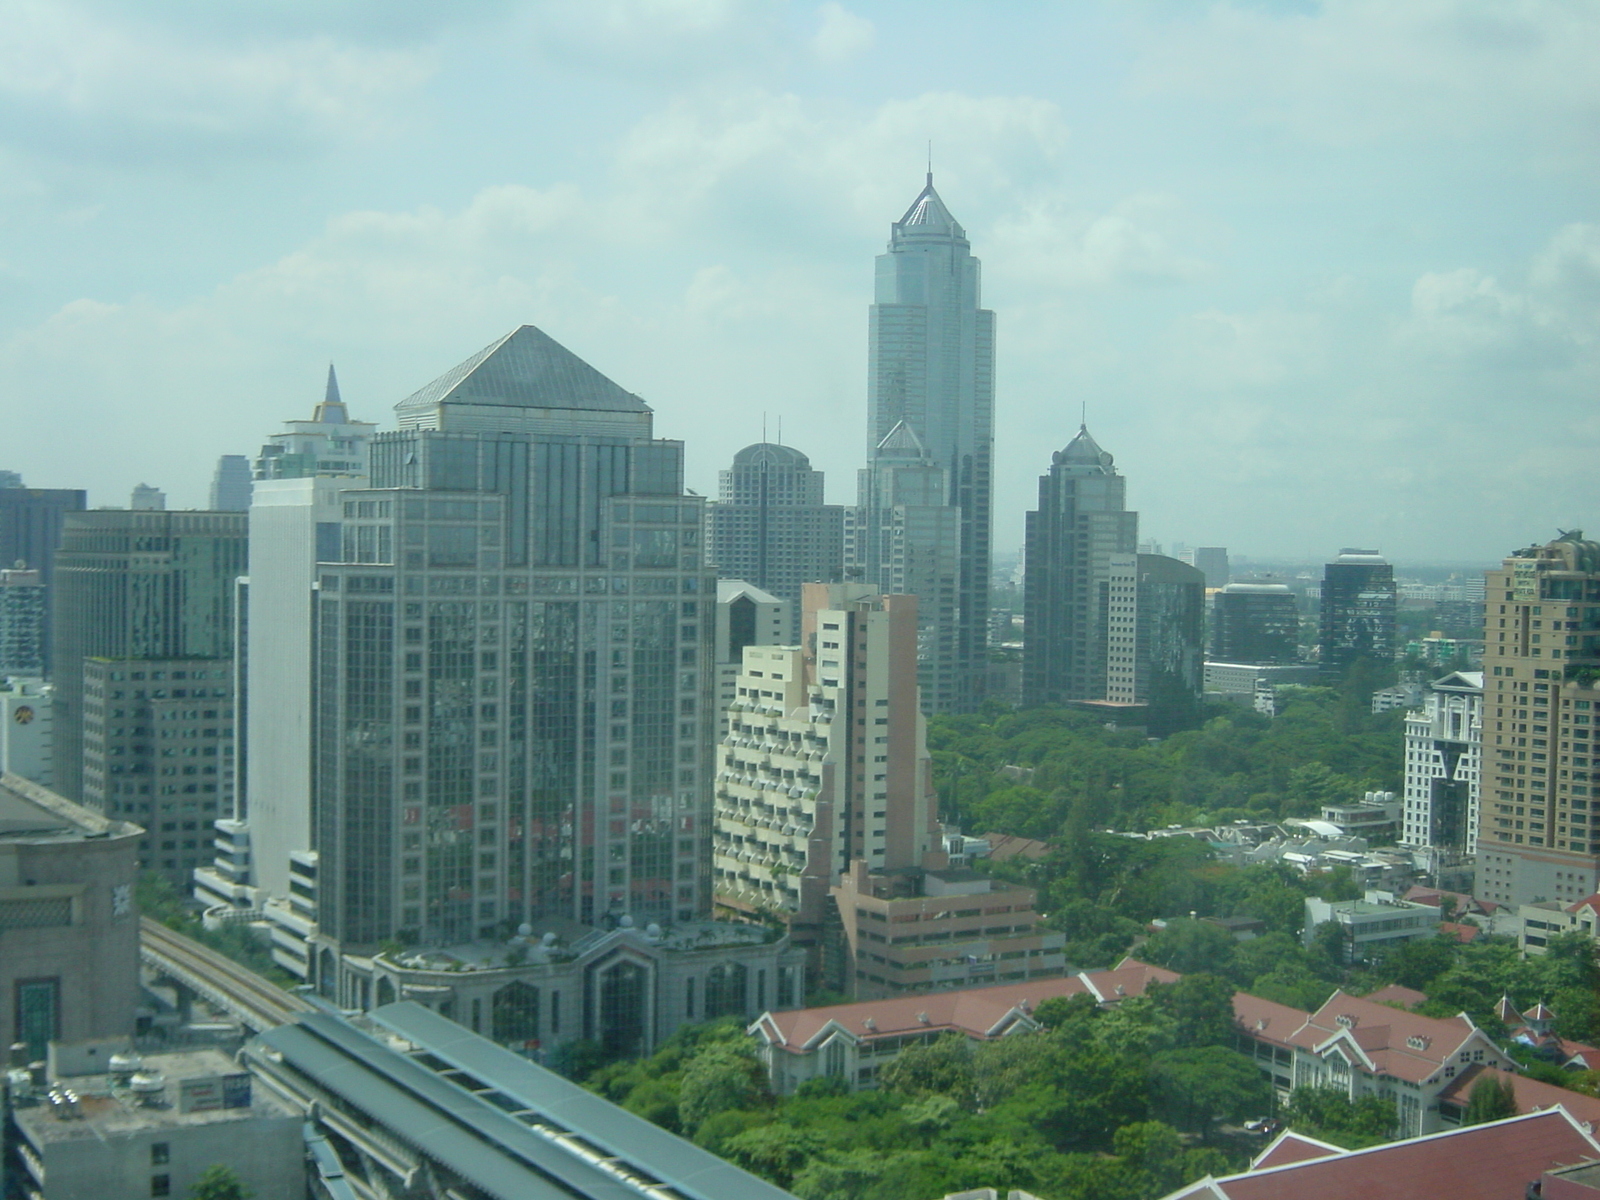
[0,482,87,676]
[0,773,141,1059]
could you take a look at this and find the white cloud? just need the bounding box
[988,193,1213,290]
[813,2,874,65]
[0,0,434,164]
[1129,0,1600,148]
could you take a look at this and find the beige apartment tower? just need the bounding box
[1477,533,1600,907]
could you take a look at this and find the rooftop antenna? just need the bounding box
[777,415,783,445]
[1080,402,1087,428]
[927,140,933,186]
[762,411,768,444]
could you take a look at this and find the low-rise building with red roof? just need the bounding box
[750,957,1177,1093]
[1231,989,1513,1136]
[1159,1107,1600,1200]
[1437,1064,1600,1133]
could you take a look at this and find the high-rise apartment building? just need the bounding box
[1478,533,1600,907]
[850,422,961,711]
[209,455,254,511]
[1402,669,1483,872]
[714,580,786,711]
[0,566,45,675]
[1212,581,1301,665]
[714,584,935,939]
[861,174,994,712]
[0,482,87,676]
[1319,549,1397,673]
[1022,426,1138,707]
[706,443,843,642]
[254,365,376,480]
[308,325,717,953]
[50,510,247,804]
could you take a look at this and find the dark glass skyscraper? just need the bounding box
[1022,426,1138,706]
[1319,549,1397,673]
[861,175,994,712]
[1212,581,1301,664]
[310,326,715,951]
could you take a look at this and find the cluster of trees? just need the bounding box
[135,873,293,986]
[586,976,1271,1200]
[932,683,1402,840]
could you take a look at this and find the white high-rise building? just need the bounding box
[860,175,994,712]
[1402,670,1483,872]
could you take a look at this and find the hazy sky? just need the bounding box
[2,1,1597,564]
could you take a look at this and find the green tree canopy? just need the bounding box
[189,1166,251,1200]
[1463,1071,1518,1126]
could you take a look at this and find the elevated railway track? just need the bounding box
[140,917,313,1031]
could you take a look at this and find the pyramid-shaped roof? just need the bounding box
[875,419,931,459]
[1053,424,1115,471]
[395,326,648,418]
[894,174,964,239]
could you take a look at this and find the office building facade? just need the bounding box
[1402,669,1483,871]
[1319,549,1397,673]
[0,483,87,676]
[50,510,247,805]
[307,325,718,957]
[1212,581,1301,665]
[706,442,843,642]
[0,566,45,675]
[1478,533,1600,907]
[1022,425,1138,707]
[208,454,253,511]
[849,422,961,712]
[1105,552,1206,736]
[863,174,994,712]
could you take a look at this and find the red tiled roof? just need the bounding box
[1439,920,1481,943]
[1438,1065,1600,1131]
[1161,1108,1600,1200]
[1566,893,1600,915]
[1232,993,1311,1048]
[1291,991,1482,1084]
[1250,1130,1342,1169]
[755,959,1175,1052]
[1363,983,1428,1009]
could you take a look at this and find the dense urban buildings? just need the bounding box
[1319,548,1397,672]
[707,442,843,642]
[1211,580,1301,665]
[1477,532,1600,907]
[713,579,785,709]
[857,174,994,712]
[0,480,86,675]
[1022,425,1138,706]
[0,773,142,1059]
[1402,669,1484,872]
[49,509,247,807]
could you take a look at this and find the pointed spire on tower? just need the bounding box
[315,363,349,424]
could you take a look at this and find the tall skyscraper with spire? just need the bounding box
[857,173,995,713]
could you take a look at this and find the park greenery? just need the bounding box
[584,975,1269,1200]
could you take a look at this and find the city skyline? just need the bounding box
[0,4,1596,563]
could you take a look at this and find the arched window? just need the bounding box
[492,981,541,1044]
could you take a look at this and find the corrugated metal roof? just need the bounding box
[368,1001,796,1200]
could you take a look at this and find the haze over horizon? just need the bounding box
[2,1,1596,564]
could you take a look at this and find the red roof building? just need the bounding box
[751,957,1177,1093]
[1160,1107,1600,1200]
[1437,1064,1600,1133]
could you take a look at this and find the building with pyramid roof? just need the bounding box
[860,175,995,714]
[291,326,802,1051]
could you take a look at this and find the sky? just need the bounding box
[1,0,1597,566]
